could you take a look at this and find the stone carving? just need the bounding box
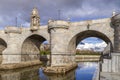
[30,7,40,31]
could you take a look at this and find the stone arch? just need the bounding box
[0,38,7,64]
[68,30,113,53]
[21,34,46,62]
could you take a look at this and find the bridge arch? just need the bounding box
[21,34,47,62]
[68,30,113,53]
[0,38,7,64]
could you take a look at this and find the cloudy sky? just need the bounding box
[0,0,119,48]
[77,37,107,51]
[0,0,120,29]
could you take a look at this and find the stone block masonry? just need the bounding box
[0,7,120,72]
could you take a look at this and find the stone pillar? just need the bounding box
[48,20,75,66]
[111,14,120,52]
[2,27,21,64]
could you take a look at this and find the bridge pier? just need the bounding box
[2,33,21,64]
[48,20,76,67]
[43,20,77,73]
[0,27,42,69]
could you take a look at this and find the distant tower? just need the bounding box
[30,7,40,31]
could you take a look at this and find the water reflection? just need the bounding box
[39,68,49,80]
[76,62,97,80]
[0,66,40,80]
[0,62,98,80]
[39,68,75,80]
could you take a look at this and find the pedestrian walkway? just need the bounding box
[100,72,120,80]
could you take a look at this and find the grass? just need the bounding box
[76,49,101,55]
[39,49,101,55]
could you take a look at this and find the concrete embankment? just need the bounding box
[100,72,120,80]
[92,63,100,80]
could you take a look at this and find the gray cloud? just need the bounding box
[0,0,120,29]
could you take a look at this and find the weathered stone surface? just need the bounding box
[0,60,41,70]
[48,20,69,29]
[0,18,115,68]
[0,8,119,70]
[4,26,22,34]
[48,18,114,66]
[1,26,49,65]
[43,63,77,74]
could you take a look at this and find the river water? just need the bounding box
[0,62,98,80]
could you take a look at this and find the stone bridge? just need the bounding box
[0,8,119,72]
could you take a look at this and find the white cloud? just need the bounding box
[95,42,107,48]
[77,41,107,51]
[22,22,30,27]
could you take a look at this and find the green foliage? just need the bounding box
[76,49,101,55]
[40,44,50,55]
[40,50,50,55]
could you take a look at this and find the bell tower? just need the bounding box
[30,7,40,31]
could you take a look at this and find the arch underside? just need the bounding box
[68,30,112,53]
[21,35,46,62]
[0,39,7,64]
[76,30,111,45]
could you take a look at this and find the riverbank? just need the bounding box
[0,62,99,80]
[0,60,42,70]
[75,55,100,62]
[40,55,101,62]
